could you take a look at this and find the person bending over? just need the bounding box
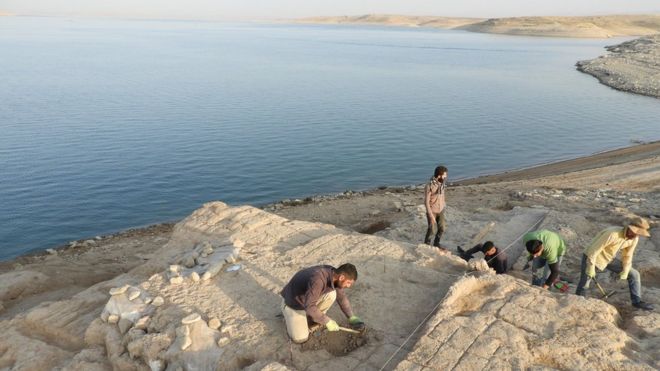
[523,230,566,289]
[457,241,508,274]
[280,263,365,343]
[575,217,653,311]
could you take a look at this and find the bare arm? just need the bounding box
[335,288,354,319]
[544,262,560,288]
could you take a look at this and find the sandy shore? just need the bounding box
[1,142,658,369]
[298,14,660,38]
[577,35,660,99]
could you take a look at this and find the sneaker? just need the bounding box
[633,301,654,311]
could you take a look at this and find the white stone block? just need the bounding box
[182,313,201,325]
[109,285,129,296]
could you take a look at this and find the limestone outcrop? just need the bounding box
[0,201,657,370]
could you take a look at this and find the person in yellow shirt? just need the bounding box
[575,217,653,311]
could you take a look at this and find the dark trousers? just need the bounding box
[575,254,642,304]
[425,210,446,247]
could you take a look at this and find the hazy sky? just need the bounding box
[2,0,659,20]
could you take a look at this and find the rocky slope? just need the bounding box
[1,188,659,369]
[1,200,658,370]
[1,143,658,370]
[577,35,660,99]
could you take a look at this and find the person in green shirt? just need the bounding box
[523,229,567,290]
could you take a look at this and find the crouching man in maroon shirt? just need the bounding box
[280,263,364,343]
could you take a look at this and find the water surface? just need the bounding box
[1,17,659,260]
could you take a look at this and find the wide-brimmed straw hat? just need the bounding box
[627,217,650,237]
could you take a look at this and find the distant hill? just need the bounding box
[298,14,482,29]
[298,14,660,38]
[461,15,660,38]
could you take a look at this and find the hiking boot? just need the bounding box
[632,301,654,311]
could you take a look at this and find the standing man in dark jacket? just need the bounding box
[457,241,508,274]
[280,263,364,343]
[424,165,448,249]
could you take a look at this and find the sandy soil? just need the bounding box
[0,142,658,370]
[297,14,660,38]
[577,35,660,99]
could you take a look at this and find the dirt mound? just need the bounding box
[300,328,369,356]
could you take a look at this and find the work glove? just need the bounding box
[619,272,628,280]
[586,265,596,278]
[349,315,363,325]
[325,320,339,332]
[349,315,366,331]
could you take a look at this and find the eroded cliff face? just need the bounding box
[577,35,660,99]
[0,200,658,370]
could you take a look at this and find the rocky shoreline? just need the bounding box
[5,141,658,266]
[577,35,660,99]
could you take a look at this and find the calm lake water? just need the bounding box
[1,17,659,260]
